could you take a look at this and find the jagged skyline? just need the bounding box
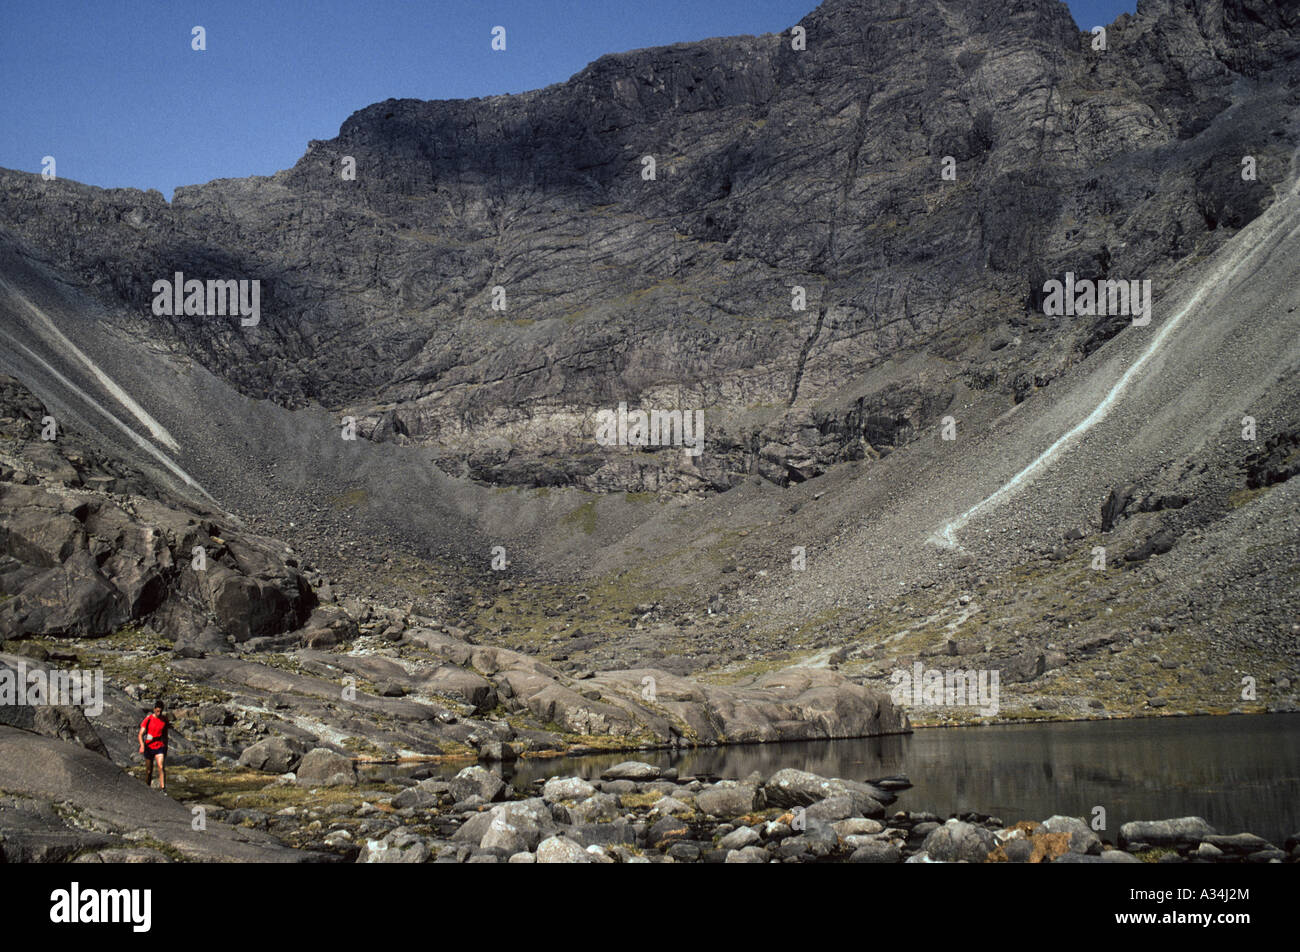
[0,0,1133,198]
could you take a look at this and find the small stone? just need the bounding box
[719,826,760,851]
[536,835,593,863]
[848,840,901,863]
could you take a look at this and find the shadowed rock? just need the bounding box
[0,726,322,861]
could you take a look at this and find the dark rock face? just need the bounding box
[0,377,315,644]
[1,0,1295,492]
[1123,525,1179,562]
[1245,425,1300,489]
[1101,485,1134,532]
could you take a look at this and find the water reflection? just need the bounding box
[369,713,1300,846]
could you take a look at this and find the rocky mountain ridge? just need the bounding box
[1,0,1296,493]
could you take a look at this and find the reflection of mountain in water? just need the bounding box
[400,714,1300,847]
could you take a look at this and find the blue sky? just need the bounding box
[0,1,1133,198]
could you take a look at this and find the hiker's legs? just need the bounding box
[144,754,154,786]
[154,753,165,790]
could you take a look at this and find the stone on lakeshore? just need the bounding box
[762,768,887,813]
[848,841,901,863]
[1203,833,1274,854]
[666,842,701,862]
[1098,849,1142,863]
[600,779,638,795]
[1051,853,1105,863]
[719,826,760,851]
[805,795,862,823]
[451,811,495,845]
[725,846,769,863]
[294,748,357,787]
[1000,839,1034,863]
[479,798,557,852]
[536,835,593,863]
[909,821,940,842]
[237,736,306,773]
[555,792,622,825]
[586,845,616,864]
[841,833,886,849]
[601,761,661,781]
[1246,848,1287,863]
[833,818,884,838]
[356,834,430,863]
[611,845,650,864]
[651,796,691,816]
[694,780,760,817]
[1040,815,1101,854]
[567,818,638,848]
[392,778,446,810]
[448,765,506,803]
[649,816,690,848]
[1119,817,1216,849]
[479,817,527,855]
[542,776,596,803]
[475,738,517,763]
[922,819,998,863]
[778,818,838,859]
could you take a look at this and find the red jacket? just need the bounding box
[140,714,167,751]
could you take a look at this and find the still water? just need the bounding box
[397,713,1300,846]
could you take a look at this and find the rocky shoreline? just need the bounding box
[109,760,1300,864]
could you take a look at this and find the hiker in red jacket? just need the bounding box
[138,701,169,791]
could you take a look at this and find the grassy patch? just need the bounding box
[1136,847,1178,863]
[1228,485,1271,509]
[618,791,665,810]
[328,488,369,510]
[700,655,797,685]
[163,766,401,812]
[560,499,598,535]
[341,736,389,760]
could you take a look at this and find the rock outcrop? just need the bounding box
[0,726,321,861]
[0,376,315,647]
